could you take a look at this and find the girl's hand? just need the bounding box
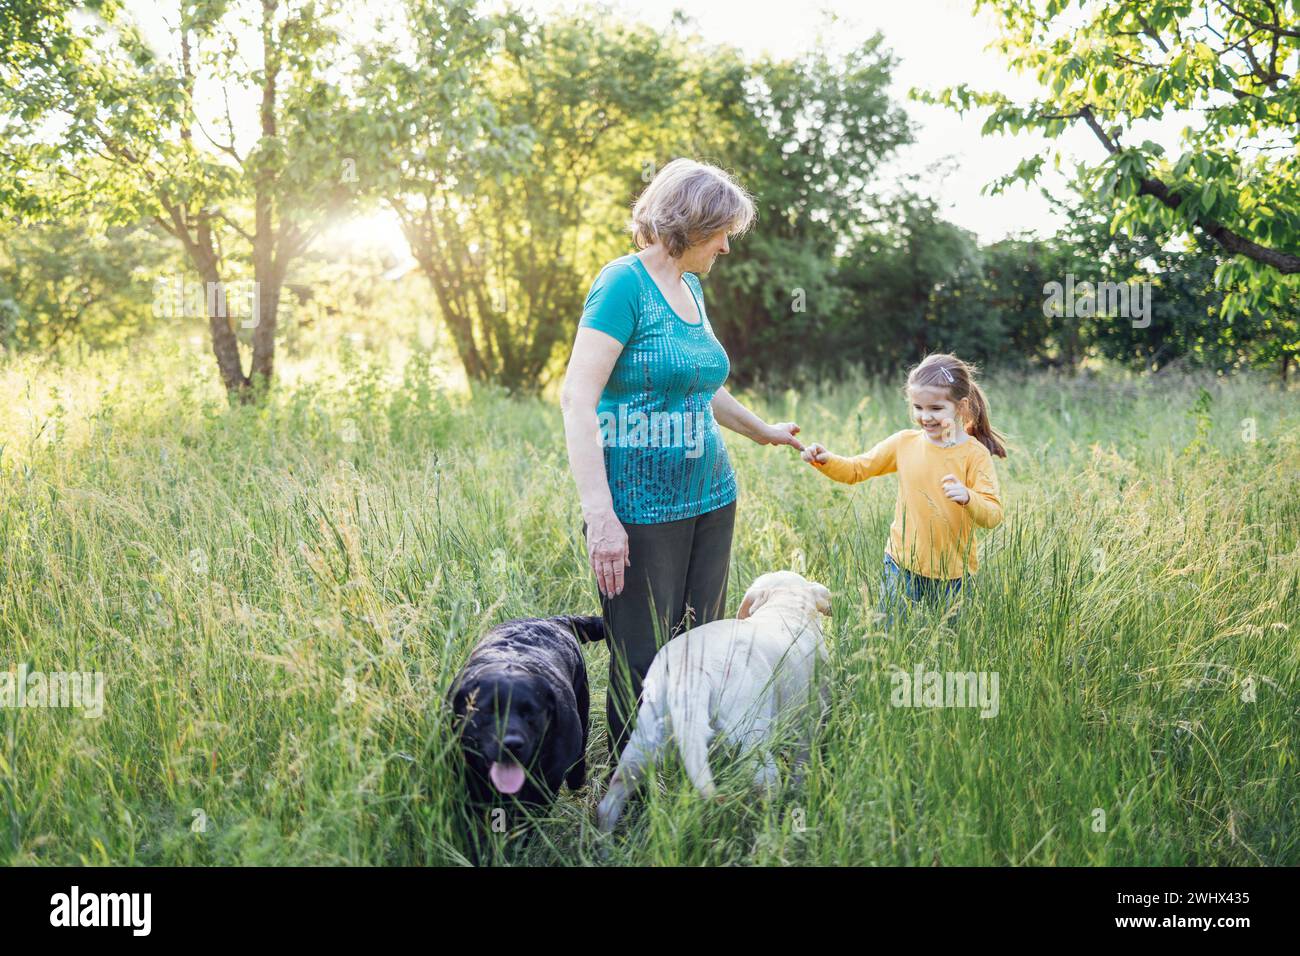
[756,421,804,451]
[941,473,970,505]
[801,442,832,465]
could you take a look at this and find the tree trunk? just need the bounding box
[204,273,250,400]
[194,216,249,399]
[410,240,488,383]
[170,30,249,402]
[250,262,281,393]
[247,0,281,399]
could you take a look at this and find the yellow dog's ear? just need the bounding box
[738,586,770,620]
[813,584,832,617]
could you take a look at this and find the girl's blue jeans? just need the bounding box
[877,553,964,630]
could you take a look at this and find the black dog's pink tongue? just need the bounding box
[489,760,526,794]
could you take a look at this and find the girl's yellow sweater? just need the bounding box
[811,429,1003,580]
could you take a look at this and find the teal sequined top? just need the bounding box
[578,254,737,524]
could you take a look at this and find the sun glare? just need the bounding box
[335,209,413,259]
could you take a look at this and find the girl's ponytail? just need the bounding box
[906,353,1008,458]
[964,380,1007,458]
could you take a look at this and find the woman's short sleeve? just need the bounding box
[578,260,641,346]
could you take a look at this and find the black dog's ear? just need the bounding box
[448,678,466,716]
[541,681,584,789]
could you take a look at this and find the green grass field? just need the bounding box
[2,337,1297,865]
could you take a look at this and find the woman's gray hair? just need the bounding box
[631,159,756,258]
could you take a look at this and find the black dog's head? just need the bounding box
[450,667,560,796]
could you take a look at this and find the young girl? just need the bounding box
[801,354,1007,628]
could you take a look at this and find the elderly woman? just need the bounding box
[560,158,804,757]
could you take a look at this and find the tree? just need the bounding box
[1,0,361,399]
[969,236,1067,367]
[358,0,683,393]
[839,187,987,372]
[0,213,171,351]
[672,31,915,385]
[922,0,1300,331]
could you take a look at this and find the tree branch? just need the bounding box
[212,210,254,245]
[1219,0,1300,39]
[1079,105,1299,274]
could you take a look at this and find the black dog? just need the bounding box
[448,615,605,813]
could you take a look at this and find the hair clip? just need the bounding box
[938,365,954,383]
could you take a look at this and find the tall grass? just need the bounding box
[1,335,1297,865]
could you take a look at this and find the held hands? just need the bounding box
[801,442,832,466]
[941,473,971,505]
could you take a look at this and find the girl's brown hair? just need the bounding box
[905,353,1008,458]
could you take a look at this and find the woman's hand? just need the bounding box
[801,442,832,465]
[756,421,804,451]
[711,388,804,451]
[941,473,971,505]
[586,509,631,598]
